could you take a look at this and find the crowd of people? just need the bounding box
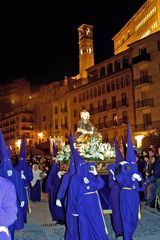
[136,144,160,211]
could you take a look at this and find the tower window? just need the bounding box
[87,48,92,53]
[86,28,90,35]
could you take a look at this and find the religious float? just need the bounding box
[54,109,115,173]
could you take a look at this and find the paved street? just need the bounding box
[15,194,160,240]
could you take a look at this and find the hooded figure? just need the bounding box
[0,176,17,240]
[107,138,123,238]
[14,137,33,223]
[45,142,65,223]
[30,164,43,201]
[0,130,25,240]
[66,135,108,240]
[115,124,143,240]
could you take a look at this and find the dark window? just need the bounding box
[122,111,128,123]
[90,103,94,115]
[111,81,115,91]
[107,63,113,74]
[121,77,125,88]
[94,87,97,97]
[112,96,116,109]
[158,40,160,51]
[79,93,82,102]
[126,75,130,86]
[102,84,106,94]
[86,90,89,100]
[73,96,77,103]
[107,83,110,93]
[100,66,105,78]
[55,106,58,114]
[122,56,129,68]
[121,93,127,106]
[116,79,120,89]
[98,86,101,96]
[114,60,121,71]
[103,99,107,111]
[74,110,77,117]
[90,89,93,98]
[143,113,152,126]
[83,92,85,101]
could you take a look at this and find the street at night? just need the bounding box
[14,194,160,240]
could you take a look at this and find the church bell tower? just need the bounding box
[78,24,94,82]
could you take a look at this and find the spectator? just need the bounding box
[153,146,160,211]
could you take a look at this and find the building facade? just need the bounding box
[112,0,160,54]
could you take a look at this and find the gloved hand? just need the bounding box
[89,165,98,175]
[57,171,61,179]
[109,169,116,181]
[0,226,9,236]
[56,199,62,207]
[21,171,26,180]
[132,173,142,181]
[20,201,25,208]
[7,170,13,177]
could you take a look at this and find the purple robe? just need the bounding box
[0,176,17,240]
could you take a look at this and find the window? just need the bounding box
[122,111,128,124]
[158,40,160,51]
[86,90,89,100]
[79,93,82,102]
[114,60,121,71]
[112,96,116,109]
[121,93,127,106]
[103,116,108,128]
[121,77,125,88]
[90,103,94,115]
[111,81,115,91]
[103,99,107,111]
[83,92,85,101]
[73,97,77,103]
[55,106,58,114]
[100,66,105,78]
[107,63,113,74]
[116,79,120,90]
[113,114,118,126]
[122,56,129,68]
[94,87,97,97]
[107,83,110,93]
[55,119,58,129]
[126,75,130,86]
[90,89,93,98]
[74,110,77,117]
[98,86,101,96]
[143,113,152,126]
[102,84,106,94]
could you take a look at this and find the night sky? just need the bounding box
[1,0,146,88]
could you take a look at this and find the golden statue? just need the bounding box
[75,109,102,144]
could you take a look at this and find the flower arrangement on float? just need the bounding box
[55,137,115,163]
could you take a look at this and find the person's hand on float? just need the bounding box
[89,166,98,175]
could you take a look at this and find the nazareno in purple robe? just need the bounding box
[0,176,17,240]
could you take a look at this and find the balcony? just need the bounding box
[132,52,150,64]
[135,98,154,109]
[135,120,160,132]
[134,76,152,87]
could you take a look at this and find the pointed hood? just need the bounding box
[0,130,13,177]
[15,137,27,171]
[121,136,127,159]
[53,142,58,158]
[126,123,137,165]
[114,138,124,163]
[68,151,76,176]
[69,134,86,175]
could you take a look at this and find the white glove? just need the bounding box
[109,169,116,181]
[57,171,61,179]
[72,214,78,216]
[20,201,25,208]
[132,173,142,182]
[56,199,62,207]
[7,170,13,177]
[89,166,98,175]
[0,226,9,236]
[21,171,26,180]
